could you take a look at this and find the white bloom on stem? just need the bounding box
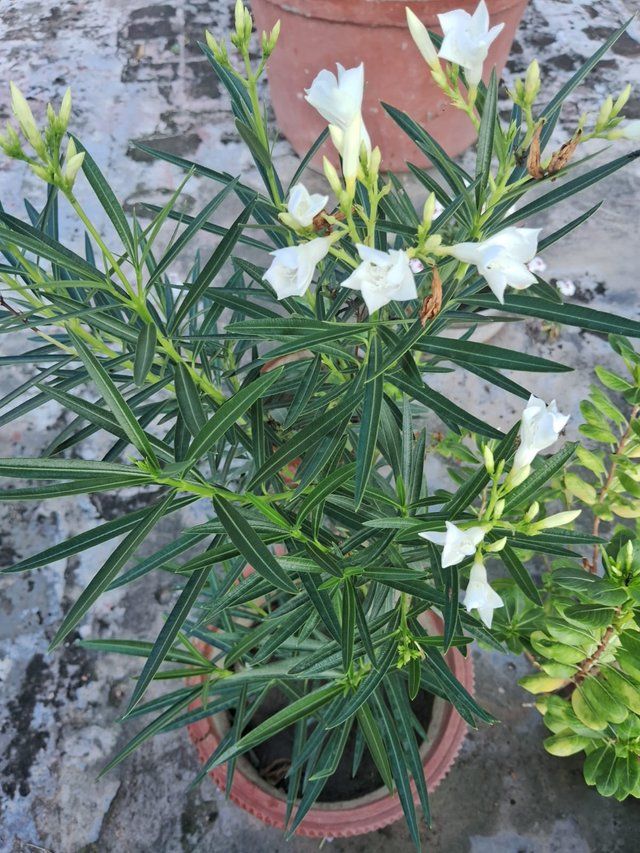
[420,520,485,568]
[406,7,439,67]
[463,556,504,628]
[448,226,541,303]
[437,0,505,86]
[341,244,417,314]
[286,183,329,228]
[617,120,640,141]
[305,63,371,181]
[513,394,570,472]
[556,278,576,297]
[264,237,332,300]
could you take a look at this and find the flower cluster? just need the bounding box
[421,395,571,627]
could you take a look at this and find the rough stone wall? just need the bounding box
[1,1,640,851]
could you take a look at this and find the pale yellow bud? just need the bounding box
[531,510,581,532]
[58,88,72,130]
[596,95,613,130]
[524,501,540,523]
[369,145,382,177]
[483,445,495,475]
[63,151,85,185]
[493,499,505,520]
[10,82,46,157]
[323,155,342,196]
[0,123,23,158]
[29,163,51,182]
[234,0,245,38]
[422,193,436,231]
[485,536,507,553]
[524,59,540,103]
[613,84,632,117]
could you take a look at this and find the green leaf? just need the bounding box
[390,372,502,439]
[171,200,255,330]
[287,128,330,191]
[0,457,148,481]
[133,323,157,387]
[49,492,175,649]
[69,331,158,467]
[355,334,383,508]
[283,354,321,429]
[463,294,640,339]
[500,544,542,605]
[70,136,136,259]
[148,179,238,286]
[583,745,617,795]
[341,581,356,671]
[417,336,571,373]
[356,701,394,792]
[175,363,207,436]
[212,683,343,767]
[187,368,282,462]
[544,732,592,756]
[475,69,497,202]
[565,603,617,628]
[125,564,213,714]
[211,495,296,593]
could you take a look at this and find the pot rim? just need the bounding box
[252,0,529,28]
[187,612,474,838]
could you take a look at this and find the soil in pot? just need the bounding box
[240,685,435,802]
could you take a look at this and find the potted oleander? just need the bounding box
[250,0,530,170]
[1,0,640,845]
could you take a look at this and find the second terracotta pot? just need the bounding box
[251,0,529,171]
[188,612,473,838]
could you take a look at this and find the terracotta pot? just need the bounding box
[251,0,529,172]
[187,612,473,838]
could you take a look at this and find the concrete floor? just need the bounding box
[1,0,640,850]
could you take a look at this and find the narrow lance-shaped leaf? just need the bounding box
[355,332,383,509]
[211,495,296,593]
[49,492,175,649]
[133,323,157,387]
[69,331,159,467]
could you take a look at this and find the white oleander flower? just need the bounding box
[438,1,505,86]
[305,63,371,181]
[263,237,332,300]
[513,394,570,472]
[615,120,640,141]
[341,244,417,314]
[448,226,541,303]
[463,556,504,627]
[527,256,547,275]
[420,520,486,568]
[286,183,329,229]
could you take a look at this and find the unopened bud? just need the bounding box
[524,60,540,104]
[10,82,46,157]
[406,7,439,68]
[493,498,505,520]
[422,192,436,231]
[613,84,632,117]
[485,536,507,553]
[234,0,245,38]
[531,509,581,532]
[505,464,531,491]
[63,150,85,186]
[0,123,23,158]
[58,88,72,130]
[483,445,495,476]
[596,95,613,130]
[323,155,342,196]
[369,145,381,177]
[29,162,52,182]
[524,501,539,523]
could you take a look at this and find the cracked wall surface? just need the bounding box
[1,0,640,851]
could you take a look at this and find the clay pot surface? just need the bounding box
[187,612,473,838]
[251,0,529,171]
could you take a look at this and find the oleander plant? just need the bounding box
[1,1,640,845]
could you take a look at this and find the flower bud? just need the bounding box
[0,123,24,158]
[493,499,505,520]
[421,192,436,232]
[483,445,495,475]
[530,509,581,532]
[58,88,72,131]
[485,536,507,553]
[613,84,631,117]
[63,150,85,187]
[323,155,343,196]
[524,501,539,523]
[406,7,439,68]
[262,20,280,57]
[524,60,540,104]
[596,95,613,131]
[10,82,46,158]
[368,145,382,178]
[29,162,52,182]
